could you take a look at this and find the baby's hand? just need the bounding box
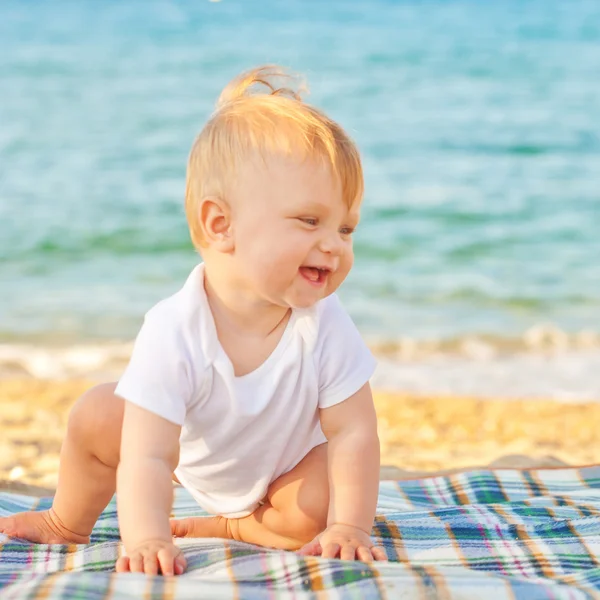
[297,523,387,562]
[116,539,187,576]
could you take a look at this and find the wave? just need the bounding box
[0,342,133,380]
[1,324,599,401]
[367,324,600,361]
[5,229,193,262]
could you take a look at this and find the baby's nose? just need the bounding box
[319,232,344,255]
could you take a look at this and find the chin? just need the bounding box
[287,294,327,310]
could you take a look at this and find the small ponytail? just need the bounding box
[216,65,306,108]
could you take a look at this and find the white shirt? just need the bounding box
[115,264,376,517]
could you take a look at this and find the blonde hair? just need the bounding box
[185,65,364,249]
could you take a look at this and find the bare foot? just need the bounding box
[170,516,230,540]
[0,509,90,544]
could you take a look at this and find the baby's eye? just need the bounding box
[340,226,355,236]
[299,217,318,226]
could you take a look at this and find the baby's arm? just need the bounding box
[115,401,186,576]
[305,382,386,561]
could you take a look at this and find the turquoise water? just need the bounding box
[1,1,599,396]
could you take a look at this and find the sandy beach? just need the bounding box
[1,378,598,493]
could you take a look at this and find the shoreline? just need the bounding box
[1,379,599,492]
[1,341,599,401]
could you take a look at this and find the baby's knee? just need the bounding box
[283,502,328,544]
[67,382,123,449]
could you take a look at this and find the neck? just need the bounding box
[203,261,290,338]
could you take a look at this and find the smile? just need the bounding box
[299,266,330,286]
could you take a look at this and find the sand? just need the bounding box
[0,379,599,493]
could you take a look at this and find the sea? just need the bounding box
[1,0,599,399]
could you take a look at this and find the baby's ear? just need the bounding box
[198,196,235,252]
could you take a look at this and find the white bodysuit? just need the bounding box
[115,264,376,517]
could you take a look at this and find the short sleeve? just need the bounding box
[114,307,192,426]
[316,295,377,409]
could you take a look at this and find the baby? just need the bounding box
[0,66,386,575]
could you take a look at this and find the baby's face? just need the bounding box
[227,154,359,309]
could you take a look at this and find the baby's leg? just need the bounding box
[0,383,124,544]
[171,443,329,550]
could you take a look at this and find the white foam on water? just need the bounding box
[0,341,599,401]
[371,350,600,401]
[0,343,133,380]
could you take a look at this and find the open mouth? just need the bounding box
[299,266,330,285]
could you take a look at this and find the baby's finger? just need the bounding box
[174,553,187,575]
[143,554,159,576]
[356,546,373,563]
[157,547,178,576]
[115,556,130,572]
[297,538,321,556]
[321,542,341,559]
[128,553,144,573]
[340,543,358,561]
[371,546,388,562]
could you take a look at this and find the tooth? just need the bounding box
[302,267,317,281]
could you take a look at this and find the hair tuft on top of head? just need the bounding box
[216,65,307,108]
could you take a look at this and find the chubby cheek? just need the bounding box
[330,251,354,290]
[250,245,298,286]
[342,247,354,275]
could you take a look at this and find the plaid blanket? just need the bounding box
[1,466,599,599]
